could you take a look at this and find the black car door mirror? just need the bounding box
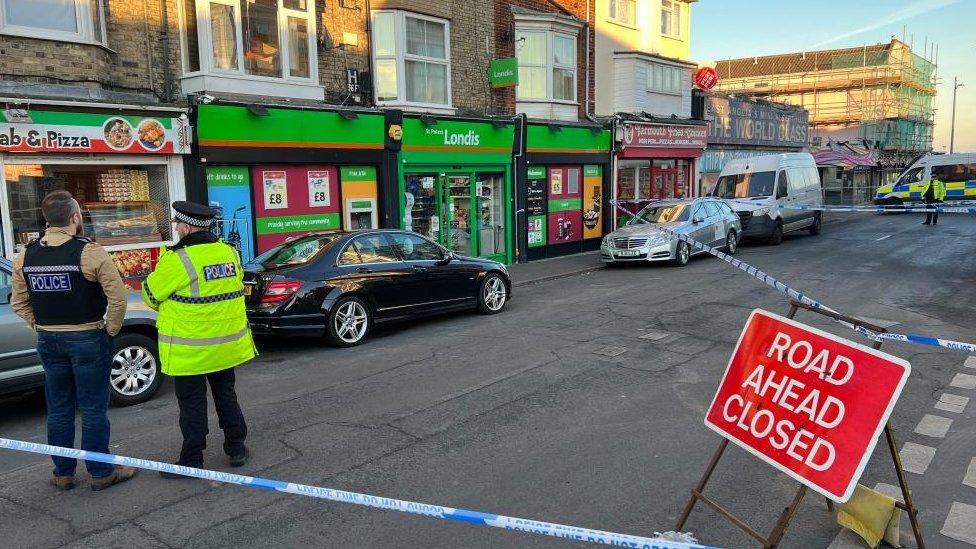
[436,251,454,266]
[692,216,704,224]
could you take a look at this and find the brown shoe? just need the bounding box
[91,466,138,492]
[50,475,75,491]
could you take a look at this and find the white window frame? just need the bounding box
[371,10,453,111]
[0,0,106,46]
[178,0,318,85]
[661,0,681,38]
[0,154,187,258]
[608,0,637,27]
[646,62,684,95]
[515,30,577,104]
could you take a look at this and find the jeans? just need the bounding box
[36,329,114,479]
[173,368,247,465]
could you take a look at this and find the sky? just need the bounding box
[690,0,976,153]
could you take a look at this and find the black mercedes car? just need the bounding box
[243,230,511,347]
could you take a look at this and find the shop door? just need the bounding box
[440,174,475,256]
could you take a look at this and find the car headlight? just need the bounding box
[602,235,613,247]
[752,207,771,217]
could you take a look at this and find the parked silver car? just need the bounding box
[601,198,742,267]
[0,257,162,406]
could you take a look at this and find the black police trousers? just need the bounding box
[173,368,247,465]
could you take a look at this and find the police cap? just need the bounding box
[172,201,215,228]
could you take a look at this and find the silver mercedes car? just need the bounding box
[0,257,161,406]
[602,198,742,267]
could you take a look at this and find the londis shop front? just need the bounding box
[398,117,515,265]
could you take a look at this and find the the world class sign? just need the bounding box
[705,309,910,502]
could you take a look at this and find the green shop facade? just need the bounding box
[188,106,612,266]
[396,115,516,265]
[517,120,613,262]
[187,103,388,263]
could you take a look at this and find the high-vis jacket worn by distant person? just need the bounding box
[921,179,947,202]
[141,232,255,376]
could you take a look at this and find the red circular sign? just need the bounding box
[694,67,719,90]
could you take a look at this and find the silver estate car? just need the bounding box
[601,198,742,267]
[0,257,162,406]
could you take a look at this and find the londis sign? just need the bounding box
[401,118,513,153]
[0,110,191,154]
[705,309,910,502]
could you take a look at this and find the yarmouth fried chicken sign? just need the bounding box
[705,309,911,502]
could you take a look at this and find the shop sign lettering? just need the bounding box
[705,309,910,502]
[0,128,91,149]
[705,95,809,148]
[425,127,482,147]
[0,113,190,154]
[621,123,707,149]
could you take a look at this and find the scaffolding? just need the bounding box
[713,39,936,152]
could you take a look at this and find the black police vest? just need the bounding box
[22,236,108,326]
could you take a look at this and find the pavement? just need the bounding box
[1,211,976,548]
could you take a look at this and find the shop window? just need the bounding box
[608,0,636,26]
[372,11,450,109]
[4,163,173,255]
[647,63,684,94]
[661,0,681,37]
[0,0,105,45]
[515,28,577,103]
[179,0,315,81]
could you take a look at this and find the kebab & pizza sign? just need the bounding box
[705,309,910,502]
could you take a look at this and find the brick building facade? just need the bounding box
[0,0,182,104]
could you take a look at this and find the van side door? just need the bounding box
[775,170,797,226]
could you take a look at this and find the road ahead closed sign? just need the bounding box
[705,309,910,502]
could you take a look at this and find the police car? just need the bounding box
[875,153,976,206]
[0,257,162,406]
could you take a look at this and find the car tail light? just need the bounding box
[261,279,303,304]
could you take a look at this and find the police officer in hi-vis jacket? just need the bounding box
[12,190,137,491]
[141,201,255,477]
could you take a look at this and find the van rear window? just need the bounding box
[713,171,776,199]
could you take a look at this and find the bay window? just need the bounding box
[647,62,684,94]
[372,11,451,109]
[0,0,105,45]
[515,29,577,102]
[179,0,317,92]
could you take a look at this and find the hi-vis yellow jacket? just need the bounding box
[142,233,255,376]
[920,179,947,202]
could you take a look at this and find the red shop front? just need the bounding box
[612,120,707,226]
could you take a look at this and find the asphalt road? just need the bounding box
[2,212,976,548]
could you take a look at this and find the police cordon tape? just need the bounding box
[614,198,976,214]
[0,438,714,549]
[723,199,976,214]
[608,200,976,354]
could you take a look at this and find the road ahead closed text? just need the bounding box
[705,309,911,502]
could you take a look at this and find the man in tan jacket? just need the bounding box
[11,190,137,491]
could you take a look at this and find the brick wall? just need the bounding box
[318,0,371,105]
[0,0,182,104]
[492,0,594,119]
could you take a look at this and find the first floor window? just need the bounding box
[181,0,315,81]
[647,63,684,94]
[0,0,105,44]
[515,28,577,102]
[372,11,451,108]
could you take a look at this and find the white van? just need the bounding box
[710,153,823,245]
[874,153,976,205]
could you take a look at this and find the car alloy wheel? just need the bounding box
[334,299,369,344]
[483,276,507,312]
[673,241,690,266]
[726,232,737,255]
[111,345,157,398]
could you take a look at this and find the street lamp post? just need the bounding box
[950,77,964,153]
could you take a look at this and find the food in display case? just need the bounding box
[85,202,161,245]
